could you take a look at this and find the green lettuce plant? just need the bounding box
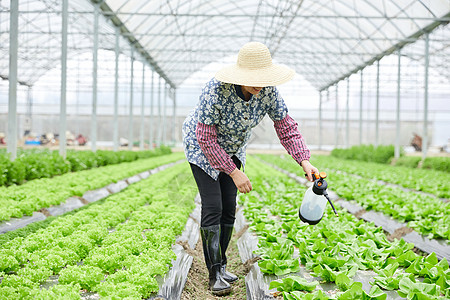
[239,156,448,300]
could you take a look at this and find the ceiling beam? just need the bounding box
[8,31,448,43]
[318,12,450,91]
[0,74,32,87]
[145,48,381,56]
[12,10,450,22]
[88,0,175,88]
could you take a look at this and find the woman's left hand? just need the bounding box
[230,168,253,194]
[301,160,319,182]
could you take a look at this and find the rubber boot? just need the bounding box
[200,225,231,296]
[220,224,238,283]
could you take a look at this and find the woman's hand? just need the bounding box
[301,160,319,182]
[230,168,252,193]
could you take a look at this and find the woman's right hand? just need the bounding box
[230,168,252,194]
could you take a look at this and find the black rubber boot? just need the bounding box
[200,225,231,296]
[220,224,238,283]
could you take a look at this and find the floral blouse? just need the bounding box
[182,78,310,180]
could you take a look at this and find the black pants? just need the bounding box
[190,156,241,227]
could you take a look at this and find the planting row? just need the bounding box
[312,155,449,199]
[240,156,449,299]
[331,145,396,164]
[330,145,450,173]
[0,146,172,186]
[0,162,198,299]
[394,156,450,173]
[256,154,450,241]
[0,152,185,222]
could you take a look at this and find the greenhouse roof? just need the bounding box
[0,0,449,90]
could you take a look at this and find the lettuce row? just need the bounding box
[239,156,449,299]
[0,152,184,222]
[0,146,172,186]
[256,154,449,240]
[0,162,197,299]
[311,155,450,198]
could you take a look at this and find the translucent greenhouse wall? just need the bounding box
[0,42,449,152]
[0,0,449,158]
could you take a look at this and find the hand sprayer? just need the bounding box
[299,172,338,225]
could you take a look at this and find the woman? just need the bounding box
[182,42,319,295]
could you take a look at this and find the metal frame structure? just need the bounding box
[1,0,449,158]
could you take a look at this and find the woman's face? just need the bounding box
[242,86,263,96]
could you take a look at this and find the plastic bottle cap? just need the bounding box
[319,172,327,179]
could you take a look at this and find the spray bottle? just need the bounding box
[299,172,338,225]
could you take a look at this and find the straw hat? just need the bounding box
[215,42,295,87]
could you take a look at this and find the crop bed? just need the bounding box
[1,151,448,299]
[0,152,185,222]
[312,155,450,199]
[255,154,450,242]
[0,161,198,299]
[238,156,449,300]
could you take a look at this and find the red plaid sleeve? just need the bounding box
[195,122,237,174]
[273,114,311,165]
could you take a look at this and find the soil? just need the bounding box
[38,208,51,217]
[387,226,414,242]
[74,195,90,205]
[385,226,428,257]
[354,209,367,219]
[181,230,249,300]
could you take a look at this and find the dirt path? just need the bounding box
[181,231,248,299]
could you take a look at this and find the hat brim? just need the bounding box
[215,63,295,87]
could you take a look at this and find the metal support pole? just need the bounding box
[375,60,380,147]
[157,77,162,148]
[7,0,19,160]
[149,70,154,149]
[59,0,68,158]
[91,4,99,152]
[113,27,119,151]
[162,82,167,146]
[76,58,81,135]
[334,84,339,149]
[395,49,401,159]
[346,77,350,148]
[326,89,329,148]
[140,63,145,150]
[173,89,176,145]
[25,87,32,134]
[422,33,429,160]
[318,91,322,150]
[128,51,134,150]
[359,70,363,145]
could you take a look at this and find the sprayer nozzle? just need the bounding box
[324,192,338,217]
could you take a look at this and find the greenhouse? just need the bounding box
[0,0,449,299]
